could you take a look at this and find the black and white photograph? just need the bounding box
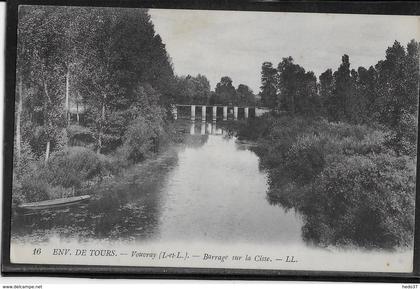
[3,1,420,277]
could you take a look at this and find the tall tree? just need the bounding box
[76,8,175,153]
[260,62,277,109]
[175,74,211,104]
[214,76,237,105]
[236,84,256,106]
[375,41,412,128]
[17,6,176,156]
[277,57,319,115]
[352,66,378,123]
[332,54,354,122]
[319,69,334,119]
[17,7,68,161]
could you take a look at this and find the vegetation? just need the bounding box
[175,74,257,106]
[238,40,419,249]
[13,7,178,204]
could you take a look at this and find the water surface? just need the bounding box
[12,121,303,246]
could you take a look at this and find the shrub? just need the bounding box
[13,140,36,180]
[237,115,273,140]
[284,134,326,185]
[67,125,95,147]
[384,112,418,156]
[121,114,168,163]
[303,153,416,248]
[19,176,51,202]
[247,115,416,249]
[121,116,156,163]
[40,146,112,188]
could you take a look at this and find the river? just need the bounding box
[12,121,303,245]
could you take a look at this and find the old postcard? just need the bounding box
[4,3,420,277]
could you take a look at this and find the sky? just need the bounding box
[149,9,419,93]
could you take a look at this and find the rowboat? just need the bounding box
[18,195,91,211]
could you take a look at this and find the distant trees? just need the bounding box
[175,74,211,104]
[211,76,236,105]
[259,40,419,128]
[319,41,419,131]
[236,84,256,106]
[209,76,256,106]
[277,57,319,116]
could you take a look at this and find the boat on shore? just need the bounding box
[18,195,91,212]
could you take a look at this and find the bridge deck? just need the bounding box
[175,104,256,109]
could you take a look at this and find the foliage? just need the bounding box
[18,176,51,203]
[259,40,419,133]
[236,84,256,106]
[305,153,415,248]
[277,57,320,115]
[211,76,237,105]
[242,115,416,249]
[175,74,211,105]
[260,62,278,109]
[284,134,326,185]
[120,104,169,164]
[67,124,95,147]
[16,6,176,157]
[13,140,36,180]
[120,116,158,163]
[40,146,112,188]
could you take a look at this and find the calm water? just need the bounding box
[12,121,303,246]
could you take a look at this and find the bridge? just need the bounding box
[173,104,269,121]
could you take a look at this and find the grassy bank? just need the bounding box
[236,114,416,249]
[12,118,186,206]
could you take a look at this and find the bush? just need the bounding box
[67,125,95,147]
[19,176,51,202]
[284,134,326,185]
[304,154,416,248]
[246,115,416,249]
[385,112,418,157]
[237,115,274,141]
[121,114,168,164]
[40,146,112,188]
[13,140,36,180]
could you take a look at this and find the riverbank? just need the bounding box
[11,145,180,243]
[12,118,189,207]
[234,114,416,250]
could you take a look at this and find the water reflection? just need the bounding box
[157,128,303,243]
[190,121,224,135]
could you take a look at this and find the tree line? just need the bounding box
[260,40,419,134]
[175,74,257,106]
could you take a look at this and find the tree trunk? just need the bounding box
[16,76,23,164]
[290,94,295,115]
[43,80,52,163]
[65,67,70,125]
[76,102,79,125]
[97,94,106,154]
[45,140,50,163]
[76,92,81,125]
